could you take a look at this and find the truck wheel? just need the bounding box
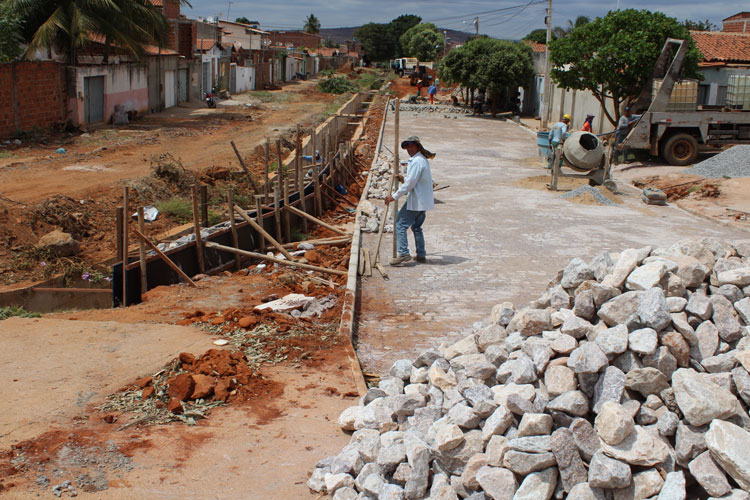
[662,133,698,166]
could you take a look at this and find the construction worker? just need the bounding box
[428,83,437,104]
[548,114,571,169]
[385,136,435,266]
[581,114,594,132]
[613,107,639,164]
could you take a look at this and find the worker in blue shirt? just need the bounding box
[548,114,571,169]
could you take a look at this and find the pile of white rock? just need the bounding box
[309,238,750,500]
[368,153,394,201]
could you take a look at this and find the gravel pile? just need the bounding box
[561,186,618,206]
[684,146,750,179]
[309,237,750,500]
[399,104,470,115]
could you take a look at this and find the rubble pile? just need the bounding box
[361,153,395,233]
[398,104,470,115]
[310,237,750,500]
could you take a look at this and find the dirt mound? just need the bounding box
[32,195,92,240]
[633,175,720,201]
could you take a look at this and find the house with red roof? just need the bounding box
[691,28,750,106]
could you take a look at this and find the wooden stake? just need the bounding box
[358,247,365,276]
[199,184,208,228]
[282,178,291,243]
[137,206,148,296]
[233,204,294,260]
[227,191,242,270]
[115,206,123,264]
[122,187,129,307]
[191,185,206,274]
[132,228,197,287]
[230,140,260,192]
[363,248,372,277]
[311,128,322,216]
[284,203,348,236]
[265,236,351,251]
[205,242,346,276]
[295,124,308,233]
[273,186,282,243]
[276,139,283,182]
[264,138,270,202]
[254,196,268,252]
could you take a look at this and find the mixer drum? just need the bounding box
[562,131,605,172]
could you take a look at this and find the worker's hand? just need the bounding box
[397,174,405,183]
[384,194,395,205]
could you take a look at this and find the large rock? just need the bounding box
[595,401,634,446]
[626,262,670,291]
[475,466,517,500]
[547,391,589,417]
[717,267,750,287]
[625,367,670,397]
[675,422,707,465]
[513,467,558,500]
[600,426,670,466]
[562,258,595,289]
[568,342,609,374]
[545,365,577,398]
[637,288,671,331]
[551,427,588,492]
[503,450,556,475]
[628,328,658,356]
[688,451,732,497]
[507,308,551,336]
[692,321,720,362]
[705,420,750,490]
[595,324,629,357]
[588,450,632,489]
[612,469,664,500]
[598,292,641,327]
[606,248,639,288]
[570,418,601,462]
[36,229,80,256]
[656,471,686,500]
[671,368,741,426]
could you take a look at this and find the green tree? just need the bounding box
[304,13,320,34]
[522,28,548,44]
[400,23,442,62]
[354,22,395,62]
[553,15,590,39]
[0,2,23,62]
[682,19,717,31]
[235,17,252,25]
[7,0,175,65]
[389,14,421,56]
[549,9,700,126]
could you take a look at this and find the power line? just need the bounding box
[423,1,546,23]
[483,0,542,27]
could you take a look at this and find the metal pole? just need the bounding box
[541,0,553,129]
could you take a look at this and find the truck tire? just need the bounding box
[662,133,698,166]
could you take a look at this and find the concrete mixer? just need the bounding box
[547,131,616,192]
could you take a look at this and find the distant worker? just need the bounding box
[613,107,639,164]
[416,79,423,96]
[581,114,594,132]
[473,90,485,115]
[548,114,571,169]
[385,136,435,266]
[428,83,437,104]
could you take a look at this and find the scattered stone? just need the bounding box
[705,420,750,490]
[588,450,632,489]
[595,401,635,446]
[672,368,741,426]
[688,451,732,497]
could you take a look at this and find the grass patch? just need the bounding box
[291,228,312,242]
[0,150,15,159]
[688,185,701,194]
[156,196,223,226]
[249,90,291,103]
[0,306,41,320]
[355,71,381,91]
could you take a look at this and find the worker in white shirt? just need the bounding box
[385,136,435,266]
[548,114,570,169]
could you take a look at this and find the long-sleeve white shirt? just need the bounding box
[392,152,434,211]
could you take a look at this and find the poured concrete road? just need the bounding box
[356,108,748,375]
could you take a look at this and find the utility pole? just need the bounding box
[540,0,553,129]
[473,17,479,37]
[226,1,233,19]
[443,31,447,57]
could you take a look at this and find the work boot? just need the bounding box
[389,255,411,266]
[413,256,426,263]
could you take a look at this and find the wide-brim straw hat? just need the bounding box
[400,136,435,158]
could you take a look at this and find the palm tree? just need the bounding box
[553,15,590,39]
[303,14,320,34]
[5,0,175,65]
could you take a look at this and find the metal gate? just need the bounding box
[202,62,210,96]
[178,68,189,102]
[83,76,104,124]
[230,65,237,94]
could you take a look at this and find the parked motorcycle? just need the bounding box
[205,93,216,109]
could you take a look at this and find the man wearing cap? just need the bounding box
[614,107,637,164]
[548,114,570,169]
[581,114,594,132]
[384,136,435,266]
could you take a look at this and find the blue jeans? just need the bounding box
[395,209,426,257]
[613,132,628,163]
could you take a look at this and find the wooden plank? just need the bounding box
[205,242,346,276]
[137,206,148,296]
[284,203,348,236]
[295,124,308,233]
[255,195,268,251]
[132,228,198,287]
[282,177,291,243]
[273,186,282,244]
[115,206,123,264]
[122,187,129,306]
[311,127,322,216]
[227,191,242,270]
[375,262,389,280]
[199,184,208,228]
[358,247,365,276]
[191,184,206,274]
[233,204,294,261]
[264,138,270,202]
[363,247,372,277]
[230,140,260,192]
[31,287,111,294]
[265,236,351,251]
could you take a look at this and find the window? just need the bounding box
[698,84,709,105]
[717,86,727,106]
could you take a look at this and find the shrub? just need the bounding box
[318,76,357,94]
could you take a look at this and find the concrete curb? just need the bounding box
[338,93,389,396]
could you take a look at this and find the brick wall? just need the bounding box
[723,19,749,33]
[0,62,67,139]
[270,31,323,49]
[164,0,180,19]
[178,23,196,58]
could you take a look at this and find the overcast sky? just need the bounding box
[186,1,746,40]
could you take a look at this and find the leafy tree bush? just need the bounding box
[522,28,548,44]
[549,9,701,126]
[400,23,442,62]
[317,76,357,94]
[304,14,320,34]
[0,3,23,62]
[354,15,421,62]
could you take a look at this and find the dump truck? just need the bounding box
[624,38,750,166]
[391,58,433,77]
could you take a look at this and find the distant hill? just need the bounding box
[319,26,475,46]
